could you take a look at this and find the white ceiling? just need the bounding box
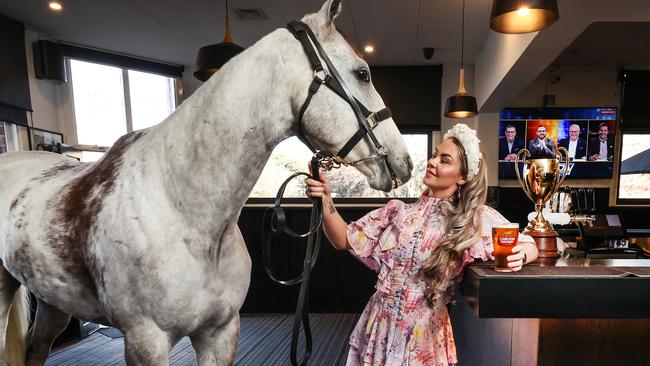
[0,0,493,67]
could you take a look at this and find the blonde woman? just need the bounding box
[305,123,538,366]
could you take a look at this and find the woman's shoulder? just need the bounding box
[476,204,495,215]
[364,199,406,221]
[476,204,508,223]
[385,199,407,209]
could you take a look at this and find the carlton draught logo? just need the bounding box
[497,230,517,246]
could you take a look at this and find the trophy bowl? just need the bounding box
[514,147,569,259]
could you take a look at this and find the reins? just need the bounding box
[262,155,326,366]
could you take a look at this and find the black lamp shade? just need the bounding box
[194,42,244,81]
[445,93,478,119]
[490,0,559,34]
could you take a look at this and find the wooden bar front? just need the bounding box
[450,258,650,366]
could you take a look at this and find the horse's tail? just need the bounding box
[5,285,29,366]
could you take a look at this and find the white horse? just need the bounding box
[0,0,412,365]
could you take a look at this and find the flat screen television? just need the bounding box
[498,107,617,179]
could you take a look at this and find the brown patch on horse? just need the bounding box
[11,240,35,283]
[36,162,81,181]
[10,162,84,213]
[9,187,30,212]
[52,130,146,296]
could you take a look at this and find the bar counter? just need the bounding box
[450,255,650,366]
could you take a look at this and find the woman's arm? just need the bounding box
[305,174,351,251]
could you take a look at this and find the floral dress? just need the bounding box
[345,194,533,366]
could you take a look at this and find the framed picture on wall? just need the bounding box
[0,121,30,154]
[29,127,64,153]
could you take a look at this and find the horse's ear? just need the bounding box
[318,0,342,26]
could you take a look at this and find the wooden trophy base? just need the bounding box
[523,230,559,266]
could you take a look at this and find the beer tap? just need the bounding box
[589,188,596,215]
[574,188,583,214]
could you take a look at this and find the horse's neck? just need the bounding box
[143,30,297,232]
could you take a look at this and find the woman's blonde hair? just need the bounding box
[420,136,488,302]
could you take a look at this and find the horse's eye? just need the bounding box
[354,69,370,83]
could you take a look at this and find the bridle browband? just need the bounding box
[287,20,398,180]
[263,21,401,366]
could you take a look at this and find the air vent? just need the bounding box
[233,8,268,21]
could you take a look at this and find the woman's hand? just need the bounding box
[506,244,526,272]
[305,171,332,200]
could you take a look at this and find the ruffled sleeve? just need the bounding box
[466,205,535,262]
[346,199,404,271]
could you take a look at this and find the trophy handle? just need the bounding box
[514,149,534,202]
[556,146,570,189]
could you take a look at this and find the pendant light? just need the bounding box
[489,0,559,34]
[445,0,478,119]
[194,0,244,81]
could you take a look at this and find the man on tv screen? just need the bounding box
[588,123,615,161]
[558,124,587,160]
[528,125,555,159]
[499,124,524,161]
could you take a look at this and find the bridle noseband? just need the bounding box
[287,21,399,185]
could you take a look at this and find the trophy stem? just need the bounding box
[524,202,560,264]
[524,202,556,234]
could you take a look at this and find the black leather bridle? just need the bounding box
[287,20,397,178]
[262,20,398,366]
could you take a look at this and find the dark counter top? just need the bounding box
[461,256,650,318]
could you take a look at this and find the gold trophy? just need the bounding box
[514,147,569,262]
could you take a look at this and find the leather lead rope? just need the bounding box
[262,156,324,366]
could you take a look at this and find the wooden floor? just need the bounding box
[45,314,358,366]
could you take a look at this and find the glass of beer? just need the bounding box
[492,223,520,272]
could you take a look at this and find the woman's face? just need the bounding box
[423,138,467,192]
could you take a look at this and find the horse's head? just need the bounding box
[288,0,412,192]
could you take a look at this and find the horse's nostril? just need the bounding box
[407,155,414,172]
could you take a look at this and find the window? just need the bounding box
[69,59,178,161]
[0,121,29,154]
[617,134,650,202]
[249,131,434,200]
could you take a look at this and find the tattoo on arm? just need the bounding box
[327,198,336,214]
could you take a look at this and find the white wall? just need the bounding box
[474,31,538,112]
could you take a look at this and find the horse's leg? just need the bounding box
[123,322,171,366]
[25,299,71,366]
[0,264,25,366]
[190,313,240,366]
